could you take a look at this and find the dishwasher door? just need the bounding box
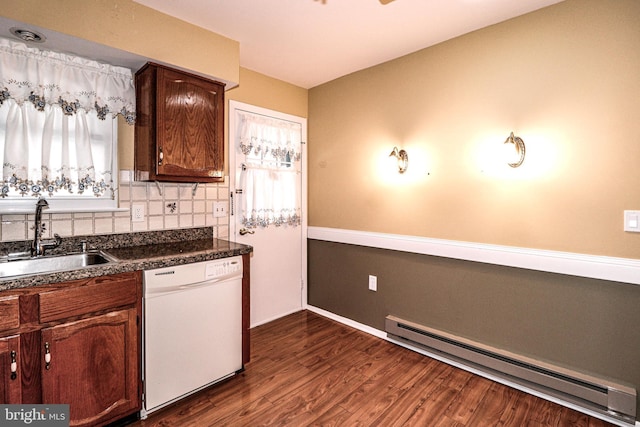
[143,256,243,416]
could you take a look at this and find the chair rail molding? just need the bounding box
[307,227,640,286]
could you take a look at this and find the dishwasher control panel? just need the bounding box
[205,257,242,279]
[145,256,243,292]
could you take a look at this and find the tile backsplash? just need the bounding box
[0,170,230,242]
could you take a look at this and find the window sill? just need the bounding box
[0,207,130,215]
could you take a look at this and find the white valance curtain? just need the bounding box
[0,37,136,198]
[237,111,302,228]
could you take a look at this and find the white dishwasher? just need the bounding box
[142,256,243,417]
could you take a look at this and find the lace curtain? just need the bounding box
[0,37,135,198]
[237,111,302,228]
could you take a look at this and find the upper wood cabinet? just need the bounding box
[135,62,225,183]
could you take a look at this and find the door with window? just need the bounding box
[229,101,307,327]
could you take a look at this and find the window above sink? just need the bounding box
[0,36,135,214]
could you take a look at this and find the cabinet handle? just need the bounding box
[44,342,51,370]
[158,146,164,166]
[10,351,17,380]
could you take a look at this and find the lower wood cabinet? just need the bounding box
[0,334,21,404]
[41,308,139,426]
[0,272,142,427]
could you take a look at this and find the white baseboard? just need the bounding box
[250,307,304,329]
[306,305,637,427]
[307,305,387,340]
[307,226,640,286]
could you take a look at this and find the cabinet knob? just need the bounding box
[158,146,164,165]
[44,342,51,370]
[10,350,17,380]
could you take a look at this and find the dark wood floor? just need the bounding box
[131,310,614,426]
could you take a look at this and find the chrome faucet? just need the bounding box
[32,198,61,257]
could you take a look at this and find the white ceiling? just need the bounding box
[133,0,564,89]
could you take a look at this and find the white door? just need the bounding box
[228,100,307,327]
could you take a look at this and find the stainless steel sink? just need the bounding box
[0,251,118,279]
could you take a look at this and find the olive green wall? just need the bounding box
[308,239,640,413]
[308,0,640,259]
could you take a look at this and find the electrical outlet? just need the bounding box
[368,275,377,292]
[132,204,145,222]
[624,210,640,232]
[213,201,227,218]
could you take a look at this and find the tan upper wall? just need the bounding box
[308,0,640,259]
[2,0,239,84]
[228,68,308,119]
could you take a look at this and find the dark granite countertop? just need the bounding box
[0,227,252,291]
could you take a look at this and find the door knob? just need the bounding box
[239,228,255,236]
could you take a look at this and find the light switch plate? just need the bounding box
[213,201,227,218]
[624,210,640,232]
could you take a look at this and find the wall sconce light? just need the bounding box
[389,146,408,173]
[504,132,525,168]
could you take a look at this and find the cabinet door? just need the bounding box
[41,309,139,427]
[156,67,224,181]
[0,335,21,404]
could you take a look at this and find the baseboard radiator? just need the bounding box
[385,315,636,424]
